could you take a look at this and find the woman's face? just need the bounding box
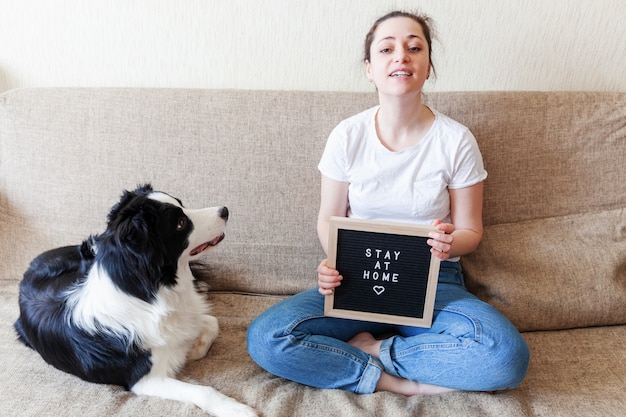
[365,17,431,97]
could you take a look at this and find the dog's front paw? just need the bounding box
[188,315,219,361]
[212,398,258,417]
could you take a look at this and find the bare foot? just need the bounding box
[348,332,457,396]
[377,373,457,396]
[347,332,382,358]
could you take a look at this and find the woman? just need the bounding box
[247,10,529,396]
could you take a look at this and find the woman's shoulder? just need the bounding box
[328,106,378,144]
[430,108,471,135]
[336,105,379,129]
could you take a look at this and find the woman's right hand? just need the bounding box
[317,259,343,296]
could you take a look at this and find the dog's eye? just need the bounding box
[176,217,188,231]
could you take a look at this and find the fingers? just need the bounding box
[429,245,451,260]
[427,233,453,252]
[431,219,455,234]
[318,277,342,295]
[428,222,454,260]
[317,259,342,295]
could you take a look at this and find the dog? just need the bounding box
[14,184,257,417]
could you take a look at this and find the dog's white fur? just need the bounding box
[64,192,257,416]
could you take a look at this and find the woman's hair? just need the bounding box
[363,11,436,77]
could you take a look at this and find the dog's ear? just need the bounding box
[107,184,153,226]
[101,205,167,302]
[114,207,154,251]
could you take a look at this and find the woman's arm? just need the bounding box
[428,182,484,260]
[316,175,349,295]
[316,175,350,254]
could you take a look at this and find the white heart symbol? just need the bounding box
[373,286,385,295]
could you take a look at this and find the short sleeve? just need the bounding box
[318,124,349,182]
[448,129,488,189]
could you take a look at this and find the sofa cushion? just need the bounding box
[2,282,625,417]
[462,208,626,331]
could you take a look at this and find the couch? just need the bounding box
[1,88,625,417]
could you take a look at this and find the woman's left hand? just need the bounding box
[428,219,455,260]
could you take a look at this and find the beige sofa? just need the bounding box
[1,88,625,417]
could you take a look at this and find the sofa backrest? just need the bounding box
[1,88,625,331]
[426,92,626,224]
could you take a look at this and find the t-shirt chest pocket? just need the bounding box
[412,180,449,218]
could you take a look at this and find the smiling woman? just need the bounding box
[363,14,435,151]
[363,11,436,79]
[247,10,530,398]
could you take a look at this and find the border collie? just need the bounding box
[14,184,257,417]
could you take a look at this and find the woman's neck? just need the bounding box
[375,95,435,152]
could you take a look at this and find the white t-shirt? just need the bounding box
[318,105,487,226]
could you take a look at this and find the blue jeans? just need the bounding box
[247,261,529,394]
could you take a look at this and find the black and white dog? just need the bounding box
[14,184,257,417]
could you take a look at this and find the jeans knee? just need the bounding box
[509,336,530,387]
[246,315,277,368]
[491,333,530,390]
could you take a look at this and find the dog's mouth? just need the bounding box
[190,233,225,256]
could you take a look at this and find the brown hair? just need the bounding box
[363,11,436,77]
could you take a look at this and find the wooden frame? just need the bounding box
[324,217,440,327]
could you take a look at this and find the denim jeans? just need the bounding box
[247,261,530,394]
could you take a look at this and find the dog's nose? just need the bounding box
[219,206,229,220]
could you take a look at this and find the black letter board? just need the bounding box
[324,217,440,327]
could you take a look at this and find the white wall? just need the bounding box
[1,0,625,93]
